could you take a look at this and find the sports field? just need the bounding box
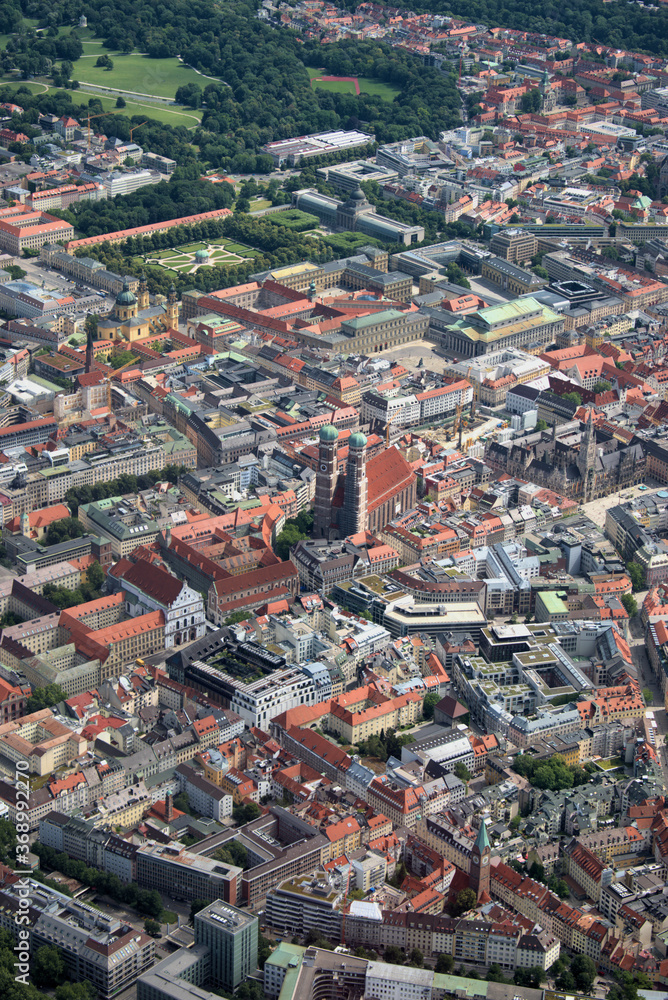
[140,238,261,274]
[307,67,399,100]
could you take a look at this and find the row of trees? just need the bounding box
[64,464,187,516]
[525,860,571,900]
[33,842,165,917]
[0,926,99,997]
[50,161,234,240]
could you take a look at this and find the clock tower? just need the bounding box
[469,820,491,902]
[314,424,339,539]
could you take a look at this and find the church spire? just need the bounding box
[469,819,491,902]
[475,820,490,854]
[578,407,597,502]
[85,320,94,374]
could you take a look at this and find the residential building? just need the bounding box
[0,877,154,998]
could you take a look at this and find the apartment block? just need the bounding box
[0,877,154,998]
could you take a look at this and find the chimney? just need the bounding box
[165,793,174,822]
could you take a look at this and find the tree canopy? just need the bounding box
[44,517,85,546]
[422,692,440,719]
[626,562,645,592]
[512,753,591,791]
[26,683,67,713]
[1,4,462,167]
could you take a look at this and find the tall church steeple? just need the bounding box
[314,425,339,539]
[578,408,597,502]
[469,820,491,902]
[137,271,149,310]
[167,282,179,329]
[343,432,368,536]
[85,321,94,374]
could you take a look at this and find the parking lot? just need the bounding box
[379,339,455,373]
[17,259,115,314]
[466,274,515,306]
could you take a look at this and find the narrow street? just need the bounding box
[628,612,668,788]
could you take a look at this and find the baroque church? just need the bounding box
[97,275,179,344]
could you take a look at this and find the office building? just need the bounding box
[138,900,258,1000]
[261,130,372,166]
[0,204,74,254]
[265,874,343,940]
[135,843,242,904]
[194,900,258,992]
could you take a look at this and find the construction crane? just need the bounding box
[129,122,147,142]
[101,353,141,408]
[85,111,110,151]
[452,403,462,447]
[465,363,477,417]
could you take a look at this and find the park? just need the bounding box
[139,237,261,275]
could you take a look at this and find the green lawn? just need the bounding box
[0,81,53,95]
[84,92,202,125]
[0,79,202,126]
[358,76,400,100]
[597,756,625,770]
[57,26,98,40]
[74,50,205,99]
[249,198,271,212]
[0,18,38,47]
[311,78,357,95]
[140,237,256,274]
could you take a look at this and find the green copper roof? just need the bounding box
[116,280,136,306]
[349,432,367,449]
[475,820,490,853]
[319,424,339,442]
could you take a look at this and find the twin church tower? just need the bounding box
[314,424,368,539]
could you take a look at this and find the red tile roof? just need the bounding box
[116,560,184,606]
